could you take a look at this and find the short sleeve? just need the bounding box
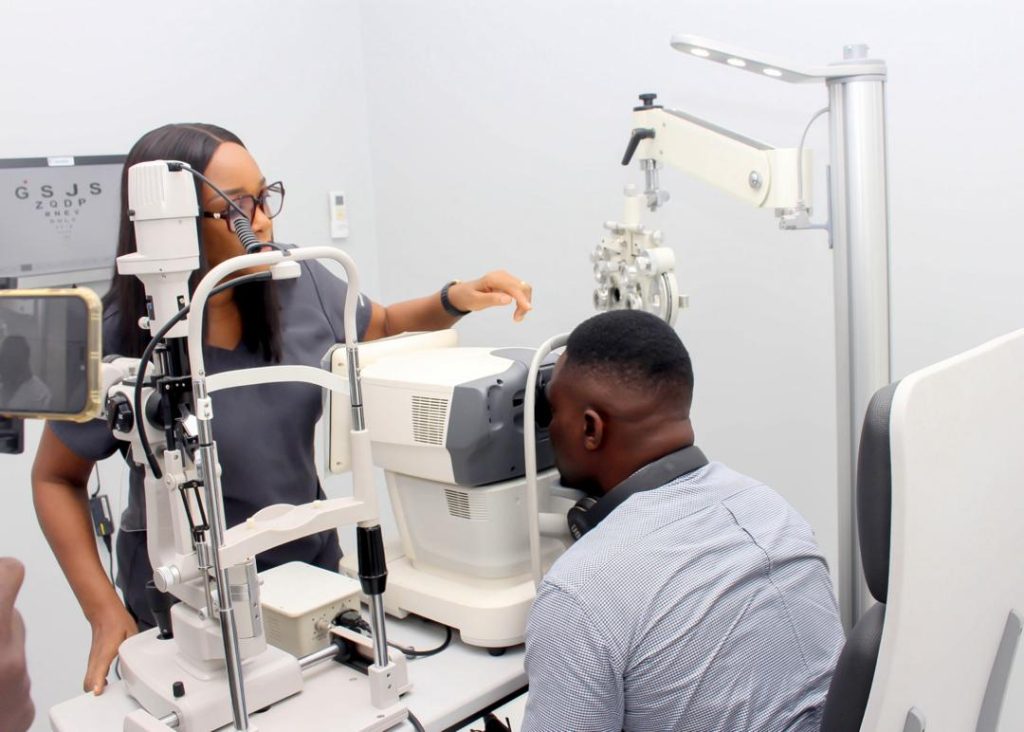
[522,580,625,732]
[303,260,373,342]
[49,416,120,462]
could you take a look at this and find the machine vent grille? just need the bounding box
[444,489,489,520]
[411,395,448,445]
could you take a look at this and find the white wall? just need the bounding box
[0,2,380,729]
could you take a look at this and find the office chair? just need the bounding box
[819,382,897,732]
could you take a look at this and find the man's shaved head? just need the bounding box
[547,310,696,495]
[563,310,693,413]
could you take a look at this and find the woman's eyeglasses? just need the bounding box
[202,181,285,227]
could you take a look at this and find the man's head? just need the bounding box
[546,310,695,496]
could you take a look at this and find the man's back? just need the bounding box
[524,461,844,732]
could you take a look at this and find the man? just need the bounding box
[523,310,843,732]
[0,557,34,732]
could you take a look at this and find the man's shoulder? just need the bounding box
[536,523,643,623]
[540,461,788,594]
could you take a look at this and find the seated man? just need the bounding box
[523,310,844,732]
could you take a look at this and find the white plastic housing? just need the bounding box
[328,330,459,474]
[862,329,1024,730]
[632,107,812,210]
[119,160,200,338]
[260,562,361,657]
[362,347,516,483]
[118,627,301,731]
[387,469,569,579]
[329,331,533,486]
[128,160,202,227]
[341,468,581,648]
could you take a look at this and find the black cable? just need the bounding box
[90,463,102,498]
[246,240,288,254]
[114,656,122,681]
[166,162,249,222]
[131,160,278,475]
[390,625,452,658]
[133,306,189,477]
[334,608,371,633]
[134,271,273,478]
[333,609,453,659]
[104,535,114,584]
[169,162,287,254]
[407,710,426,732]
[229,215,289,254]
[88,462,116,583]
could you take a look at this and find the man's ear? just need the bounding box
[582,408,604,451]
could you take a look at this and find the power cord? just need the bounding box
[332,610,455,731]
[797,106,830,207]
[89,461,102,498]
[166,163,249,223]
[333,609,453,659]
[133,159,291,476]
[393,625,453,658]
[127,157,293,476]
[87,465,115,584]
[169,163,288,254]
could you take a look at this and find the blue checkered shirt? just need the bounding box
[523,461,844,732]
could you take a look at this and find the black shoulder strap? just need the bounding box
[583,445,709,528]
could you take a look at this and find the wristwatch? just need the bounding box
[440,280,471,317]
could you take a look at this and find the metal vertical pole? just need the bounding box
[194,378,250,730]
[347,345,393,671]
[828,44,893,626]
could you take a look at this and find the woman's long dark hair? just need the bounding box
[104,123,281,361]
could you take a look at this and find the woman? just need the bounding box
[31,123,533,695]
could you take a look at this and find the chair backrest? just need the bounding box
[823,329,1024,731]
[819,383,897,732]
[861,329,1024,731]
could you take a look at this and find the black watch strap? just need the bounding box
[440,281,471,317]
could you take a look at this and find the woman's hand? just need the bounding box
[365,269,535,339]
[447,271,533,322]
[84,602,137,695]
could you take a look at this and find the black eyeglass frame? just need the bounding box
[201,181,286,226]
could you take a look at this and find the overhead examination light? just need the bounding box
[671,35,886,83]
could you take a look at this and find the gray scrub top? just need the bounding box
[51,259,372,602]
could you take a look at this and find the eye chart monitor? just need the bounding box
[0,155,126,280]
